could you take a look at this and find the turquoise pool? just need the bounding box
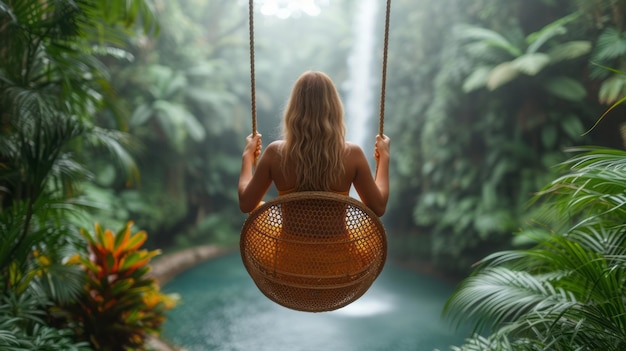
[162,253,470,351]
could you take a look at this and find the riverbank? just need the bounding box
[150,245,233,285]
[146,245,233,351]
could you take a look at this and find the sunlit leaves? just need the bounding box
[456,13,590,95]
[598,74,626,105]
[486,61,519,90]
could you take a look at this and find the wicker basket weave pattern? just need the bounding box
[240,191,387,312]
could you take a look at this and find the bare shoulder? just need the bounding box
[264,140,284,156]
[267,140,284,149]
[345,142,366,158]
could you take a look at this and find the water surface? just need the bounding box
[162,253,469,351]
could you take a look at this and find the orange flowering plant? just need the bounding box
[65,221,177,350]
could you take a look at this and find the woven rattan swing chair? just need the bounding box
[240,0,392,313]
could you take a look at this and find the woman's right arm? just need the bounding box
[352,134,390,216]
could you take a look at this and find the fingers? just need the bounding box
[374,134,390,160]
[247,132,262,142]
[244,133,262,159]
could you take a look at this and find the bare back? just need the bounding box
[260,141,383,207]
[239,134,389,216]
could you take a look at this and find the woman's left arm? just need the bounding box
[238,133,273,213]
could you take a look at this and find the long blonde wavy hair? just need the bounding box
[281,71,346,191]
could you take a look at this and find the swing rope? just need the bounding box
[247,0,392,136]
[379,0,391,136]
[248,0,257,136]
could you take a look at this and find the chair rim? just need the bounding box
[246,190,383,220]
[240,191,388,312]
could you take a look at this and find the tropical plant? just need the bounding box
[0,0,159,349]
[594,28,626,104]
[0,0,158,269]
[457,12,591,100]
[63,221,177,351]
[401,5,602,273]
[570,0,626,105]
[85,0,250,246]
[0,291,91,351]
[442,145,626,350]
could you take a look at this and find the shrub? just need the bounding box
[65,221,177,351]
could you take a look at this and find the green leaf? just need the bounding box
[542,76,587,101]
[119,252,146,272]
[183,111,206,142]
[592,28,626,61]
[511,53,550,76]
[548,41,592,63]
[561,116,584,140]
[111,278,135,295]
[105,252,116,271]
[526,26,566,54]
[124,231,148,252]
[130,104,153,126]
[526,12,578,53]
[463,66,492,92]
[455,25,522,57]
[487,62,519,90]
[598,75,626,105]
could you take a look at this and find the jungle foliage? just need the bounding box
[0,0,164,349]
[1,0,626,349]
[443,144,626,350]
[384,0,626,273]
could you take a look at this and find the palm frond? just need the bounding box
[592,27,626,62]
[541,148,626,223]
[30,264,85,305]
[446,333,515,351]
[85,126,140,185]
[444,267,578,332]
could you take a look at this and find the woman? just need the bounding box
[238,71,390,216]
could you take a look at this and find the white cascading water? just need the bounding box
[344,0,379,197]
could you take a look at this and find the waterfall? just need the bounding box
[344,0,378,149]
[344,0,378,198]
